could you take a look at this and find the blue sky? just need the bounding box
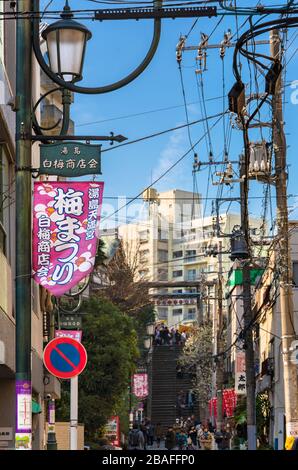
[40,1,298,229]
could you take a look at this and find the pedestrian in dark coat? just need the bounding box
[165,427,176,450]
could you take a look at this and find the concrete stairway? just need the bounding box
[150,345,200,431]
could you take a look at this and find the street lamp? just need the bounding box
[146,322,155,337]
[16,0,205,450]
[144,337,151,350]
[42,1,92,83]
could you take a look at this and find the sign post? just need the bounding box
[70,376,79,450]
[43,337,87,451]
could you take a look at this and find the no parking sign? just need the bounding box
[43,337,87,379]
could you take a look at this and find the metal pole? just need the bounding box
[211,285,217,428]
[15,0,33,450]
[70,376,78,450]
[216,242,224,433]
[271,29,298,441]
[47,399,57,450]
[240,144,257,449]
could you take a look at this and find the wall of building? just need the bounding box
[45,422,84,450]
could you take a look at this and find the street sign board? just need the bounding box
[60,314,82,330]
[39,142,101,177]
[43,337,87,379]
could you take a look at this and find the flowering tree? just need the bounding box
[179,322,213,404]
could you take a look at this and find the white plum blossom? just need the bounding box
[37,184,57,198]
[73,251,95,273]
[34,203,64,223]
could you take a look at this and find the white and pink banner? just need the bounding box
[132,373,148,399]
[32,181,104,296]
[55,330,82,342]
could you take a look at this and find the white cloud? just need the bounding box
[151,127,192,191]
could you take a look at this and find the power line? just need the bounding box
[101,111,226,152]
[100,113,225,223]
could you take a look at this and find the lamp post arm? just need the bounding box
[32,87,71,137]
[32,86,63,135]
[32,0,162,95]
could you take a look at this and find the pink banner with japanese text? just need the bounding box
[132,373,148,399]
[32,181,104,296]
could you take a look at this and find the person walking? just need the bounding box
[177,430,188,450]
[146,421,154,447]
[221,427,231,450]
[214,428,224,450]
[188,426,198,449]
[154,422,163,449]
[128,424,145,450]
[199,427,213,450]
[165,427,176,450]
[196,423,203,450]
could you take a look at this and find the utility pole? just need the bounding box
[216,242,224,433]
[15,0,33,450]
[211,284,218,429]
[240,142,257,449]
[271,29,298,440]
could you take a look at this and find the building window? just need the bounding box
[186,250,196,262]
[173,270,183,278]
[172,308,183,316]
[173,250,183,259]
[158,307,168,320]
[184,308,196,320]
[173,289,183,294]
[0,147,11,257]
[293,262,298,287]
[158,228,168,241]
[187,269,196,281]
[158,249,168,262]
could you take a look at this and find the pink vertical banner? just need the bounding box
[132,373,148,399]
[32,181,104,296]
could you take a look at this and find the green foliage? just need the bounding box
[233,393,272,448]
[94,239,107,268]
[56,296,139,445]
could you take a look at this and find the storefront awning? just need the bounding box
[32,399,42,414]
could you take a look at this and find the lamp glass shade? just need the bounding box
[146,323,155,336]
[144,338,151,350]
[46,28,87,82]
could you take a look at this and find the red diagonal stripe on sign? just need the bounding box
[53,345,77,370]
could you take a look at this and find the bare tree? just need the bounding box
[179,323,213,404]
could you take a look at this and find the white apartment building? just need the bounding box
[105,188,264,328]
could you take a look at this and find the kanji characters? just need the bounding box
[61,146,69,155]
[53,188,84,216]
[66,159,76,169]
[37,253,50,266]
[77,159,86,168]
[37,241,51,253]
[38,215,50,228]
[37,228,51,241]
[88,159,98,168]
